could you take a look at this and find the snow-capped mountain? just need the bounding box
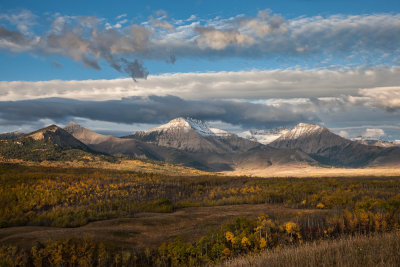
[269,123,400,167]
[239,124,324,145]
[270,123,351,154]
[126,117,259,153]
[238,127,289,145]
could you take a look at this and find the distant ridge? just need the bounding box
[0,131,24,140]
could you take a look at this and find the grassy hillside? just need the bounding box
[222,232,400,267]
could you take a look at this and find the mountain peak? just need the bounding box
[65,121,84,131]
[68,121,79,126]
[281,123,324,140]
[22,124,90,151]
[28,124,61,140]
[144,117,217,137]
[295,123,322,129]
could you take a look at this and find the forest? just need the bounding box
[1,164,400,266]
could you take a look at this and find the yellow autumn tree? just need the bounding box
[284,222,302,243]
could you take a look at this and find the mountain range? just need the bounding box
[1,118,399,171]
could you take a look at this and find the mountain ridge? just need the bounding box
[269,123,400,167]
[125,117,260,154]
[2,120,399,171]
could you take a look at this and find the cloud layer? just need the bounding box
[1,9,400,78]
[0,96,318,129]
[2,67,400,102]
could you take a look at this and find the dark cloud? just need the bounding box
[0,95,318,129]
[51,60,62,68]
[0,26,29,46]
[120,58,149,81]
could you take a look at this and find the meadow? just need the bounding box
[1,163,400,266]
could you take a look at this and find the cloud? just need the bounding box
[150,16,175,30]
[2,67,400,101]
[195,27,254,49]
[237,9,287,36]
[338,130,349,138]
[356,86,400,111]
[120,58,149,81]
[0,26,33,51]
[363,128,385,139]
[0,9,37,34]
[116,14,127,20]
[0,96,318,129]
[2,10,400,77]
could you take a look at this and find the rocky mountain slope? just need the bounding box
[64,122,163,159]
[66,119,315,171]
[125,118,260,154]
[27,125,90,150]
[269,123,400,167]
[64,121,229,170]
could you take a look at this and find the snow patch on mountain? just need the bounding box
[279,123,324,140]
[210,127,232,137]
[143,118,218,137]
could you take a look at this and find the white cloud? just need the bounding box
[363,128,385,139]
[2,67,400,101]
[357,86,400,110]
[338,130,349,138]
[116,14,127,20]
[0,9,37,35]
[2,10,400,75]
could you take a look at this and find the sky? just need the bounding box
[1,0,400,140]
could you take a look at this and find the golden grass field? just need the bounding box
[221,231,400,267]
[223,165,400,178]
[0,203,324,250]
[3,156,400,178]
[0,157,210,176]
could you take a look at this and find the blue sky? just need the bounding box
[1,0,400,140]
